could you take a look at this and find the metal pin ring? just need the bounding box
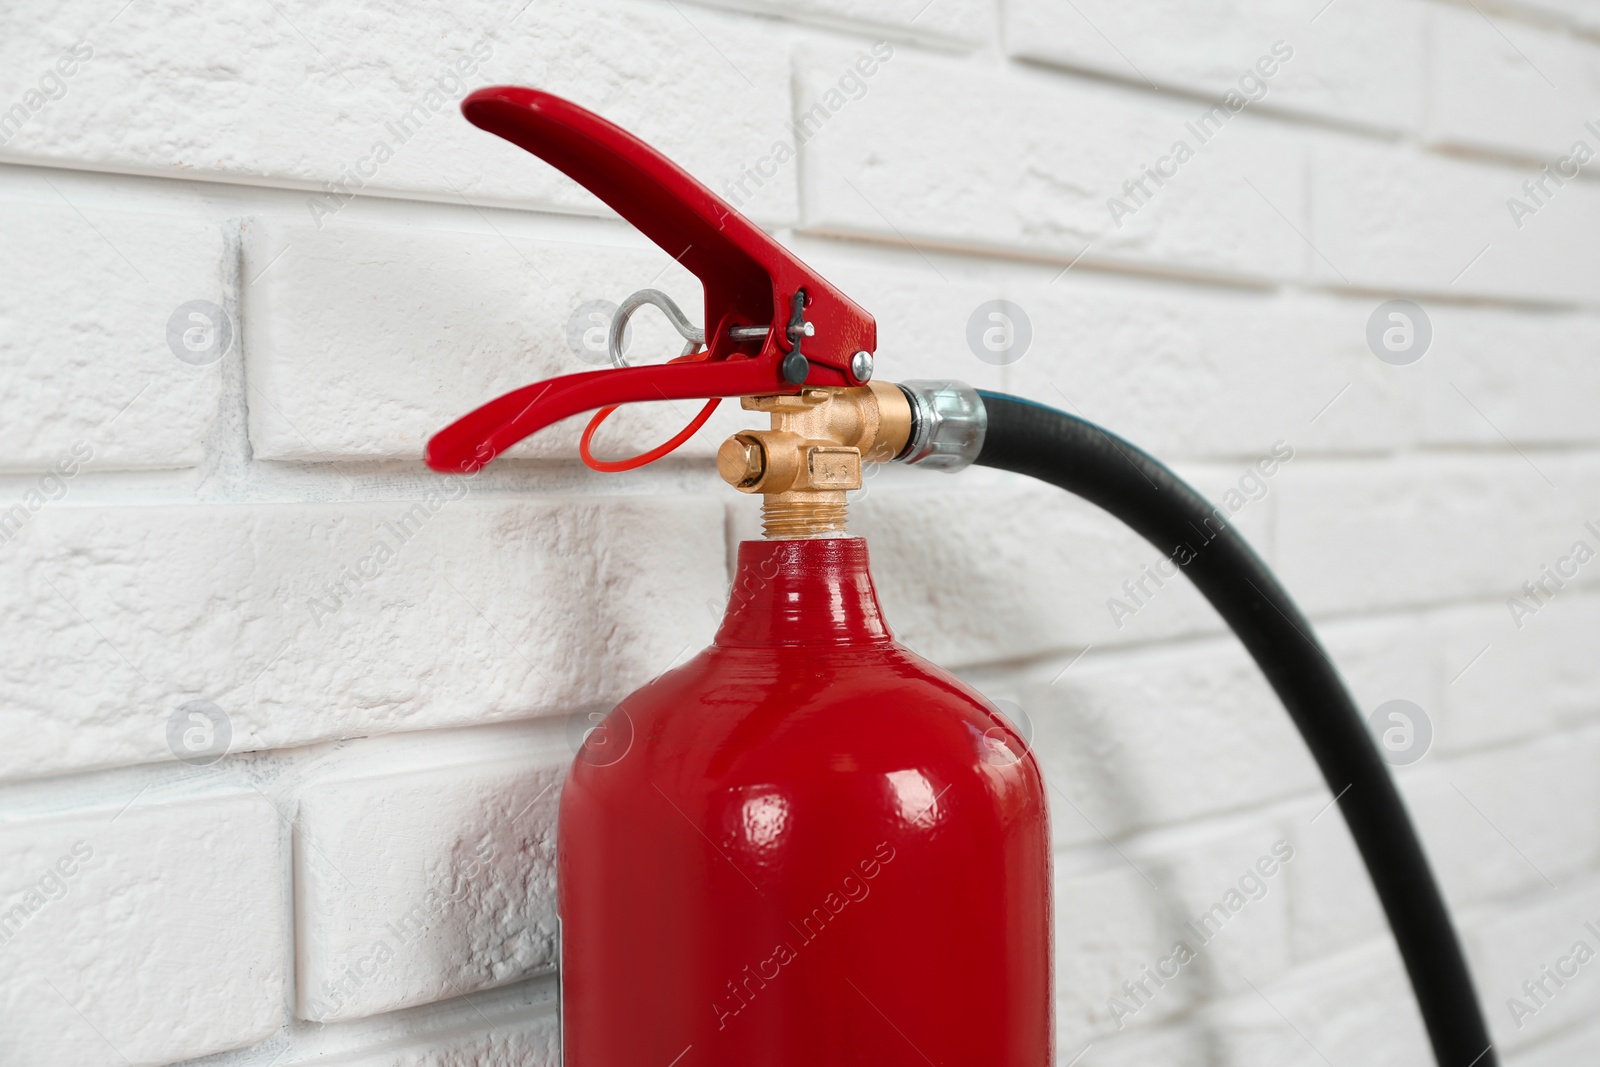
[608,289,707,368]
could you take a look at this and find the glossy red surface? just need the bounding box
[559,538,1053,1065]
[426,88,877,474]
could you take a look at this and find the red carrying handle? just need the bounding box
[424,87,877,473]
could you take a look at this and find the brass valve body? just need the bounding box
[716,380,911,539]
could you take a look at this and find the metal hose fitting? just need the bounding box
[895,380,987,472]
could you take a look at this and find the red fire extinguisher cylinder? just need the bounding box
[559,537,1053,1065]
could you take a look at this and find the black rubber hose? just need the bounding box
[974,391,1494,1067]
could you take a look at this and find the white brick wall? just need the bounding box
[0,195,227,470]
[2,0,1597,1063]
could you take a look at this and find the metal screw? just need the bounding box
[850,350,874,382]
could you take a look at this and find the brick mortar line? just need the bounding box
[11,435,1600,503]
[7,151,1600,316]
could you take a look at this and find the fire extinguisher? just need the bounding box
[424,88,1496,1067]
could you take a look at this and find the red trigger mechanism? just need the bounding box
[424,86,878,474]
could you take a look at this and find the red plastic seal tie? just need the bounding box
[578,350,722,472]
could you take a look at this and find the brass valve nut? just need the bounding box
[717,429,862,495]
[717,434,766,489]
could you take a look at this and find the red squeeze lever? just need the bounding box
[424,87,878,474]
